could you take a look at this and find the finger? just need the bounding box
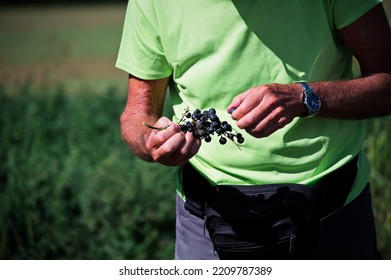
[231,89,268,121]
[151,131,186,162]
[168,132,201,165]
[234,86,281,129]
[156,132,202,166]
[186,134,202,158]
[154,117,173,128]
[236,103,272,130]
[247,109,289,138]
[172,131,197,159]
[147,122,181,150]
[227,90,251,119]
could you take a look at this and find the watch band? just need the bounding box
[299,82,313,93]
[298,82,321,117]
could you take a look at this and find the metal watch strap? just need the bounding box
[300,82,313,93]
[299,82,320,117]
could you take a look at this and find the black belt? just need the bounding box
[182,155,359,220]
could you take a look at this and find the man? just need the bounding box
[116,0,391,259]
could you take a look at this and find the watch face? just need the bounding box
[306,91,321,112]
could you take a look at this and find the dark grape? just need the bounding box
[180,124,188,132]
[222,122,232,132]
[219,136,227,145]
[209,114,219,121]
[211,121,220,129]
[228,107,237,114]
[195,120,203,129]
[204,135,212,142]
[208,108,216,115]
[178,107,244,148]
[207,127,215,134]
[227,132,235,140]
[215,127,224,135]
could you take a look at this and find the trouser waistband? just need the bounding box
[182,155,359,220]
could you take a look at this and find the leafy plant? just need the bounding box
[0,84,177,259]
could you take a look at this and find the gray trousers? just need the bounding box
[175,185,382,260]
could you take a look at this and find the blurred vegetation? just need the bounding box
[0,84,178,259]
[0,2,390,260]
[364,118,391,258]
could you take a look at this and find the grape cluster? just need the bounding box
[178,108,244,146]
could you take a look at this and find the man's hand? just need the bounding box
[227,83,305,138]
[145,117,201,166]
[121,75,200,166]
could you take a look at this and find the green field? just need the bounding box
[0,3,390,259]
[0,4,127,92]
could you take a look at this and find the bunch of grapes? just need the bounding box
[177,108,244,146]
[143,107,244,148]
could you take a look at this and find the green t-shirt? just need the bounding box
[116,0,382,205]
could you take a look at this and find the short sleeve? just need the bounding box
[115,0,172,80]
[331,0,383,29]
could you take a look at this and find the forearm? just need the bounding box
[312,3,391,119]
[120,111,156,162]
[307,72,391,119]
[120,75,169,161]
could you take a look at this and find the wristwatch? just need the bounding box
[299,82,321,117]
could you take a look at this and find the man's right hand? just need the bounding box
[145,117,201,166]
[121,75,200,166]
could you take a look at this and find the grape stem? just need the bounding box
[223,133,242,150]
[142,122,170,130]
